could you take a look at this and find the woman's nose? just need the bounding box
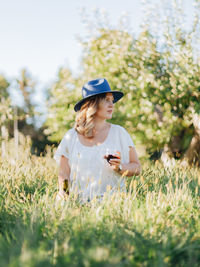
[109,101,114,107]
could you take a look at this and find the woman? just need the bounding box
[54,78,141,204]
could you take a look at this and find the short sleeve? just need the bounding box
[54,129,74,166]
[119,126,135,147]
[118,126,135,163]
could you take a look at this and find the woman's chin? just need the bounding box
[106,114,112,119]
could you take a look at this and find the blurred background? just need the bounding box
[0,0,200,166]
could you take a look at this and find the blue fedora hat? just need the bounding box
[74,78,124,112]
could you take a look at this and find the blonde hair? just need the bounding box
[74,93,107,138]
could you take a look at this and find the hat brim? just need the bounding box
[74,91,124,112]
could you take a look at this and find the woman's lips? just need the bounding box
[107,110,113,113]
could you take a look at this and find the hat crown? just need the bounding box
[74,77,124,112]
[82,78,111,98]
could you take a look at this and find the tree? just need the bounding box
[44,67,80,142]
[0,74,12,157]
[16,68,37,125]
[46,0,200,165]
[78,1,200,165]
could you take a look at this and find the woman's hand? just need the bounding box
[58,179,70,195]
[103,147,141,177]
[106,151,122,172]
[58,155,70,196]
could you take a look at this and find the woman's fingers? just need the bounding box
[109,159,121,165]
[115,151,121,156]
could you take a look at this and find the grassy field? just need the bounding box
[0,138,200,267]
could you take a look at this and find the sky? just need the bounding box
[0,0,194,111]
[0,0,143,87]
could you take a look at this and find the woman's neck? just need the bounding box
[93,119,108,133]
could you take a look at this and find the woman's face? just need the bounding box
[95,93,114,119]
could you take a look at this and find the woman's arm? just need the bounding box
[58,155,71,194]
[120,146,141,177]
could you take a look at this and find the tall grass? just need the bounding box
[0,137,200,266]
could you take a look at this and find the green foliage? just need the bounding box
[0,75,12,124]
[0,139,200,266]
[79,8,200,154]
[0,75,12,143]
[16,68,38,123]
[44,68,81,142]
[0,74,9,99]
[45,0,200,165]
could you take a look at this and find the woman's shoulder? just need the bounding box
[68,127,76,134]
[111,123,134,141]
[62,127,76,140]
[111,123,126,133]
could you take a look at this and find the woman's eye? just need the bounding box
[106,99,114,103]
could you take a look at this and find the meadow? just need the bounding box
[0,137,200,267]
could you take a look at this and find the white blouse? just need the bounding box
[54,123,135,203]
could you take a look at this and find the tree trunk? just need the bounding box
[184,134,200,166]
[1,125,6,158]
[14,106,19,158]
[184,113,200,166]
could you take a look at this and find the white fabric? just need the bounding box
[54,123,135,203]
